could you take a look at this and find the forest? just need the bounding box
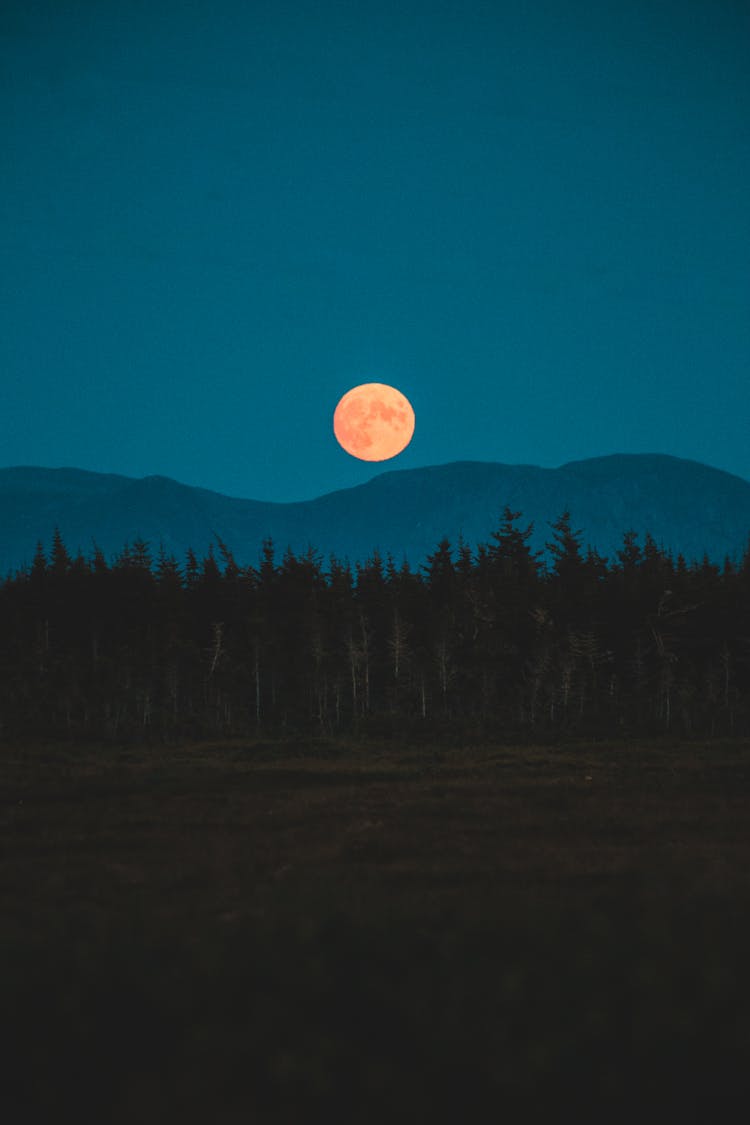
[1,508,749,742]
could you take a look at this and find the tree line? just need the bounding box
[1,510,750,742]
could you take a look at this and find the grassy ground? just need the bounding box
[2,736,750,1122]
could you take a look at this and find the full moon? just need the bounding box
[333,383,415,462]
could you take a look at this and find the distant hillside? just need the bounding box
[1,454,749,574]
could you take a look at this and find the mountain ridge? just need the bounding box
[1,454,749,574]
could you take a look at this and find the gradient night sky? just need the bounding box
[2,0,748,501]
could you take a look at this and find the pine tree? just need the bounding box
[30,540,47,583]
[50,528,72,577]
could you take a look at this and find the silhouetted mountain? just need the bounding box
[1,454,749,574]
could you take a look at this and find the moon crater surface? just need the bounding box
[333,383,415,462]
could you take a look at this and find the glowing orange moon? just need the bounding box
[333,383,415,461]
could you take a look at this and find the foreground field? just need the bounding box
[3,737,750,1122]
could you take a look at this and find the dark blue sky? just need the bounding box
[2,0,748,501]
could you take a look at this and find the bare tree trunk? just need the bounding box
[208,622,224,678]
[388,610,411,684]
[436,636,451,712]
[360,612,371,715]
[254,640,261,727]
[347,633,359,715]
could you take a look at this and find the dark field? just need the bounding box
[3,738,750,1123]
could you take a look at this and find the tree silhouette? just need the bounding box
[0,519,749,742]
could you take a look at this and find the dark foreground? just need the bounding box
[3,738,750,1123]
